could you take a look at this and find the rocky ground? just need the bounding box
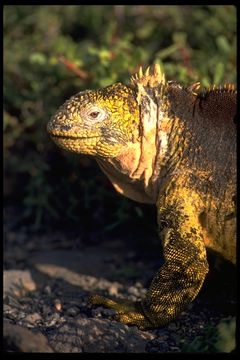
[3,207,236,353]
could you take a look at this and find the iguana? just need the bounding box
[47,64,236,330]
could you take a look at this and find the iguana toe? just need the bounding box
[89,294,153,329]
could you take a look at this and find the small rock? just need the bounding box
[5,310,18,321]
[128,286,141,297]
[47,312,61,323]
[135,281,144,289]
[91,305,107,318]
[5,295,20,307]
[18,311,27,320]
[101,308,116,317]
[66,306,80,317]
[43,286,52,296]
[41,305,52,316]
[109,282,120,296]
[54,299,62,312]
[3,304,12,313]
[24,313,42,325]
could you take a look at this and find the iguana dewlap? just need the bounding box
[47,64,236,329]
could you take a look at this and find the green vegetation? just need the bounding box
[4,5,236,231]
[182,317,236,353]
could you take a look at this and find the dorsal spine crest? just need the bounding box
[130,64,166,87]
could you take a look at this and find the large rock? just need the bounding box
[3,270,36,298]
[4,322,53,352]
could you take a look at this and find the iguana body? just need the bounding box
[47,65,236,329]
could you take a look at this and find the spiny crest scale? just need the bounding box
[186,82,201,95]
[130,64,166,87]
[201,83,236,97]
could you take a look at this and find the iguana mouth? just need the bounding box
[50,134,100,140]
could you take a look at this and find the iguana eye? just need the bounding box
[89,111,100,118]
[83,106,107,123]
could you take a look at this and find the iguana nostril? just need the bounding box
[61,124,72,131]
[47,123,72,132]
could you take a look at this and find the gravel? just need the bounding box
[3,221,236,353]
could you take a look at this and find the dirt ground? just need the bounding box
[3,206,236,353]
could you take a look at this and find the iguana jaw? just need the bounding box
[49,133,99,155]
[49,131,126,157]
[47,119,102,155]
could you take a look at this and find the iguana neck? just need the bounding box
[96,83,195,204]
[97,141,155,204]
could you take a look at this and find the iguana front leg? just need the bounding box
[89,190,209,330]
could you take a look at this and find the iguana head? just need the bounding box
[47,82,140,157]
[47,65,170,203]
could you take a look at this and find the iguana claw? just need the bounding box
[88,294,153,329]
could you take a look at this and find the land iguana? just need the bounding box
[47,64,236,330]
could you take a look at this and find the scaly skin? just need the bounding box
[47,65,236,329]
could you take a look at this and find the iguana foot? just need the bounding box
[88,294,153,330]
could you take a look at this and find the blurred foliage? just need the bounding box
[3,5,236,232]
[182,317,236,353]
